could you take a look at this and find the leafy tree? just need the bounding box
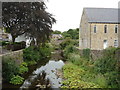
[2,2,56,46]
[62,28,79,39]
[52,30,61,34]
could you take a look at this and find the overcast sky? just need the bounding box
[46,0,120,32]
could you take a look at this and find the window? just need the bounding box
[104,25,107,33]
[103,40,107,49]
[114,40,118,47]
[115,25,118,33]
[94,25,96,33]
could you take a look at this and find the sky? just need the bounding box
[46,0,120,32]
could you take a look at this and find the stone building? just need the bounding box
[79,8,120,50]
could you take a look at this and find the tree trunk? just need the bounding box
[12,35,15,44]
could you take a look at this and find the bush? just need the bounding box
[40,43,52,58]
[2,56,19,81]
[104,71,120,88]
[94,47,118,74]
[23,43,53,65]
[94,47,120,88]
[60,38,77,50]
[67,53,80,63]
[23,46,41,62]
[19,62,28,74]
[64,45,78,58]
[10,75,24,85]
[83,48,91,60]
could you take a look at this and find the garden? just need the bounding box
[60,34,120,88]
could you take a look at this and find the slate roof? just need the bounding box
[84,8,120,23]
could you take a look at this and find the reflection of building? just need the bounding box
[51,34,63,40]
[79,8,119,50]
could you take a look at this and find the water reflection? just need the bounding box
[20,60,64,89]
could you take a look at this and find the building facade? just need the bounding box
[79,8,120,50]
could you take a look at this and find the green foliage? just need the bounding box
[62,28,79,39]
[61,63,101,88]
[83,48,91,60]
[23,43,53,65]
[67,53,80,63]
[60,37,78,50]
[0,41,11,46]
[94,47,120,88]
[2,56,19,81]
[64,45,78,59]
[23,46,41,62]
[104,71,120,88]
[10,75,24,85]
[94,47,118,74]
[52,30,61,34]
[19,62,28,74]
[40,43,52,58]
[25,60,37,66]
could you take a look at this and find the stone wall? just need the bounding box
[90,23,118,50]
[0,49,23,65]
[79,49,103,60]
[79,49,120,61]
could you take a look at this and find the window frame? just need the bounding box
[114,40,118,47]
[104,25,107,33]
[115,25,118,33]
[94,25,97,33]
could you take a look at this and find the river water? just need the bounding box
[2,50,65,90]
[20,60,64,89]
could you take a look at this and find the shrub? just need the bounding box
[40,43,52,58]
[93,74,108,88]
[94,47,118,74]
[23,46,41,62]
[19,62,28,74]
[2,56,19,81]
[10,75,24,85]
[23,43,53,64]
[94,47,120,88]
[83,48,91,60]
[67,53,80,63]
[60,38,77,50]
[64,45,78,58]
[104,71,120,88]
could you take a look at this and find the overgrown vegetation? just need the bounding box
[2,57,19,81]
[23,43,53,65]
[60,37,78,50]
[2,56,27,85]
[61,41,120,88]
[2,43,53,85]
[94,48,120,88]
[61,63,101,88]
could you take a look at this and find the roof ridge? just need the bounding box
[84,7,118,9]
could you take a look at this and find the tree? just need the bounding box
[62,28,79,39]
[52,30,61,34]
[2,2,56,46]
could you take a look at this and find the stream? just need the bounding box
[2,49,65,90]
[20,60,64,89]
